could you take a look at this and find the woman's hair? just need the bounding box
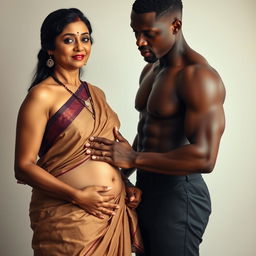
[29,8,93,91]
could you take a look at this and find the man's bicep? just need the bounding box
[184,105,225,145]
[182,71,225,156]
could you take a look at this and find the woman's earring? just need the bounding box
[46,56,54,68]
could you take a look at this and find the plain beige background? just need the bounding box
[1,0,255,255]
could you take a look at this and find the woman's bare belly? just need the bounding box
[57,159,122,196]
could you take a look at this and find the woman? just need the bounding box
[15,8,143,256]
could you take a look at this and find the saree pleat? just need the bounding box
[29,83,143,255]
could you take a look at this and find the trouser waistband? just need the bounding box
[136,172,203,190]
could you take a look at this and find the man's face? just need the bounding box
[130,11,175,63]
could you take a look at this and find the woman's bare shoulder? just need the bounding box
[28,77,57,100]
[20,77,60,116]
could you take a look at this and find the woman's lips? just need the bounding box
[72,55,85,60]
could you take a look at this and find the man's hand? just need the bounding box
[125,186,142,209]
[85,127,137,169]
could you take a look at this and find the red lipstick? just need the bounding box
[72,54,85,60]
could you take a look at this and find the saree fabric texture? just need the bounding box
[29,82,143,255]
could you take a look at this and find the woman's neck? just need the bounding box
[53,66,81,87]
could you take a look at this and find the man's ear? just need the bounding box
[172,19,182,34]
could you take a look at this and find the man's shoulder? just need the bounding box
[176,62,225,104]
[178,62,223,89]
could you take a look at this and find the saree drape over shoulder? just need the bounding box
[29,83,143,256]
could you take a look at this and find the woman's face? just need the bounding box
[49,20,91,71]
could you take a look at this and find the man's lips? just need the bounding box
[138,47,152,57]
[139,49,151,57]
[72,54,85,60]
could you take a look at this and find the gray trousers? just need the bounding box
[136,172,211,256]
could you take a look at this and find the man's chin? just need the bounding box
[144,56,158,63]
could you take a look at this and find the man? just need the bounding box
[87,0,225,255]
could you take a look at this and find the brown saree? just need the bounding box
[29,82,143,255]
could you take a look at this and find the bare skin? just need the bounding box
[86,11,225,177]
[15,21,122,219]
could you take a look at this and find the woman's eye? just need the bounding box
[63,38,74,44]
[81,37,90,43]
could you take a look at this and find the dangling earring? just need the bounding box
[46,55,54,68]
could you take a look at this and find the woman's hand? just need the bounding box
[85,127,137,169]
[125,186,142,209]
[73,185,119,219]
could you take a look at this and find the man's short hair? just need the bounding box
[132,0,183,17]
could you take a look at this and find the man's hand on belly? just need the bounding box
[85,127,137,169]
[125,186,142,209]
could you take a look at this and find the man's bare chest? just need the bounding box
[135,70,182,118]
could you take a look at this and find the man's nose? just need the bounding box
[136,34,147,47]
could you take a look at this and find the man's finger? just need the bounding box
[90,136,113,145]
[86,149,111,158]
[129,194,135,201]
[126,202,139,209]
[91,155,113,164]
[114,127,127,142]
[86,143,112,152]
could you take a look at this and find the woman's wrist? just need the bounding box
[68,187,81,205]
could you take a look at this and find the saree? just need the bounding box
[29,82,143,255]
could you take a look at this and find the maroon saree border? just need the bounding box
[39,82,90,157]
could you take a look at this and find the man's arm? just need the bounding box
[121,134,138,178]
[88,67,225,175]
[131,67,225,174]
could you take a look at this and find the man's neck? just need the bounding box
[159,34,190,68]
